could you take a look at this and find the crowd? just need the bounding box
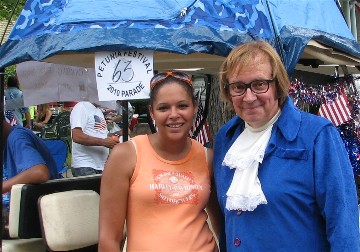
[2,40,360,251]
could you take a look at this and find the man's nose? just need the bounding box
[242,88,257,102]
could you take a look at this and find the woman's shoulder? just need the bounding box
[107,141,137,175]
[111,140,136,157]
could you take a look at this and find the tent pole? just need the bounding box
[350,2,357,39]
[122,100,129,142]
[265,0,286,64]
[0,67,5,242]
[343,0,351,29]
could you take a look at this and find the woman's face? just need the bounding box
[227,54,279,128]
[150,82,197,141]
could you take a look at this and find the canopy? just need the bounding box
[0,0,359,74]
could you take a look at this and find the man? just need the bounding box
[70,101,118,177]
[4,76,31,128]
[214,40,359,251]
[2,115,59,237]
[107,100,135,127]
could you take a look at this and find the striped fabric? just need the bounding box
[5,110,17,126]
[189,93,212,146]
[318,93,352,126]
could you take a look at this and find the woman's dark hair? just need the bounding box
[149,76,196,106]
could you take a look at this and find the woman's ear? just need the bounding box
[148,105,154,120]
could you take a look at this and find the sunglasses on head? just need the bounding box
[150,71,192,89]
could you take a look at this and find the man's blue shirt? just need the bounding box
[3,126,59,208]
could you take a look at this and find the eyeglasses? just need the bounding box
[225,79,275,97]
[150,71,192,89]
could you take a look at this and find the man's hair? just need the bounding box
[7,76,19,88]
[219,40,290,109]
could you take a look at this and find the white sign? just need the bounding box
[16,61,101,106]
[95,50,153,101]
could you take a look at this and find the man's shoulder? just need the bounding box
[4,87,22,95]
[72,102,96,112]
[8,126,36,141]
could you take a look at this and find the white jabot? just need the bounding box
[223,110,281,211]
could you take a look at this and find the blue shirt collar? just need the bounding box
[224,96,301,141]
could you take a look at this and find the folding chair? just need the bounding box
[43,139,69,178]
[41,111,70,139]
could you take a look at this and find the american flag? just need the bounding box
[5,110,17,126]
[318,93,352,126]
[189,91,212,146]
[94,115,107,131]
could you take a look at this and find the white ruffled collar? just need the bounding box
[222,110,281,211]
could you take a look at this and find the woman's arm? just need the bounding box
[24,111,31,128]
[205,148,222,243]
[98,141,136,252]
[34,112,40,123]
[41,110,52,124]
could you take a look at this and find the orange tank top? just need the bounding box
[126,135,217,252]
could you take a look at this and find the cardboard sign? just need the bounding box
[95,50,153,101]
[16,61,99,106]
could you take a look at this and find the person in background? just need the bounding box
[33,103,53,130]
[4,75,31,128]
[70,101,118,177]
[2,114,59,238]
[22,105,36,128]
[213,40,359,251]
[106,100,134,133]
[107,100,135,127]
[99,71,221,251]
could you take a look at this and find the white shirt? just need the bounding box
[70,102,109,170]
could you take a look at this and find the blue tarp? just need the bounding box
[0,0,359,73]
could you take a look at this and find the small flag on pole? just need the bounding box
[318,93,352,126]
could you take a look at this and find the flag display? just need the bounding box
[189,92,212,146]
[5,110,17,126]
[318,93,352,126]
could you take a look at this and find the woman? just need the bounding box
[33,104,52,130]
[214,40,359,251]
[99,71,220,252]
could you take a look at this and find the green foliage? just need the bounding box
[0,0,25,22]
[0,0,20,79]
[5,65,16,80]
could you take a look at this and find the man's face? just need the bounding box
[227,54,279,128]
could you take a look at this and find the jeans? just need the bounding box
[2,205,9,238]
[71,167,102,177]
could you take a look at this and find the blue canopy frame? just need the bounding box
[1,0,359,74]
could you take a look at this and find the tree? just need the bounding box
[0,0,24,79]
[0,0,25,22]
[207,75,235,144]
